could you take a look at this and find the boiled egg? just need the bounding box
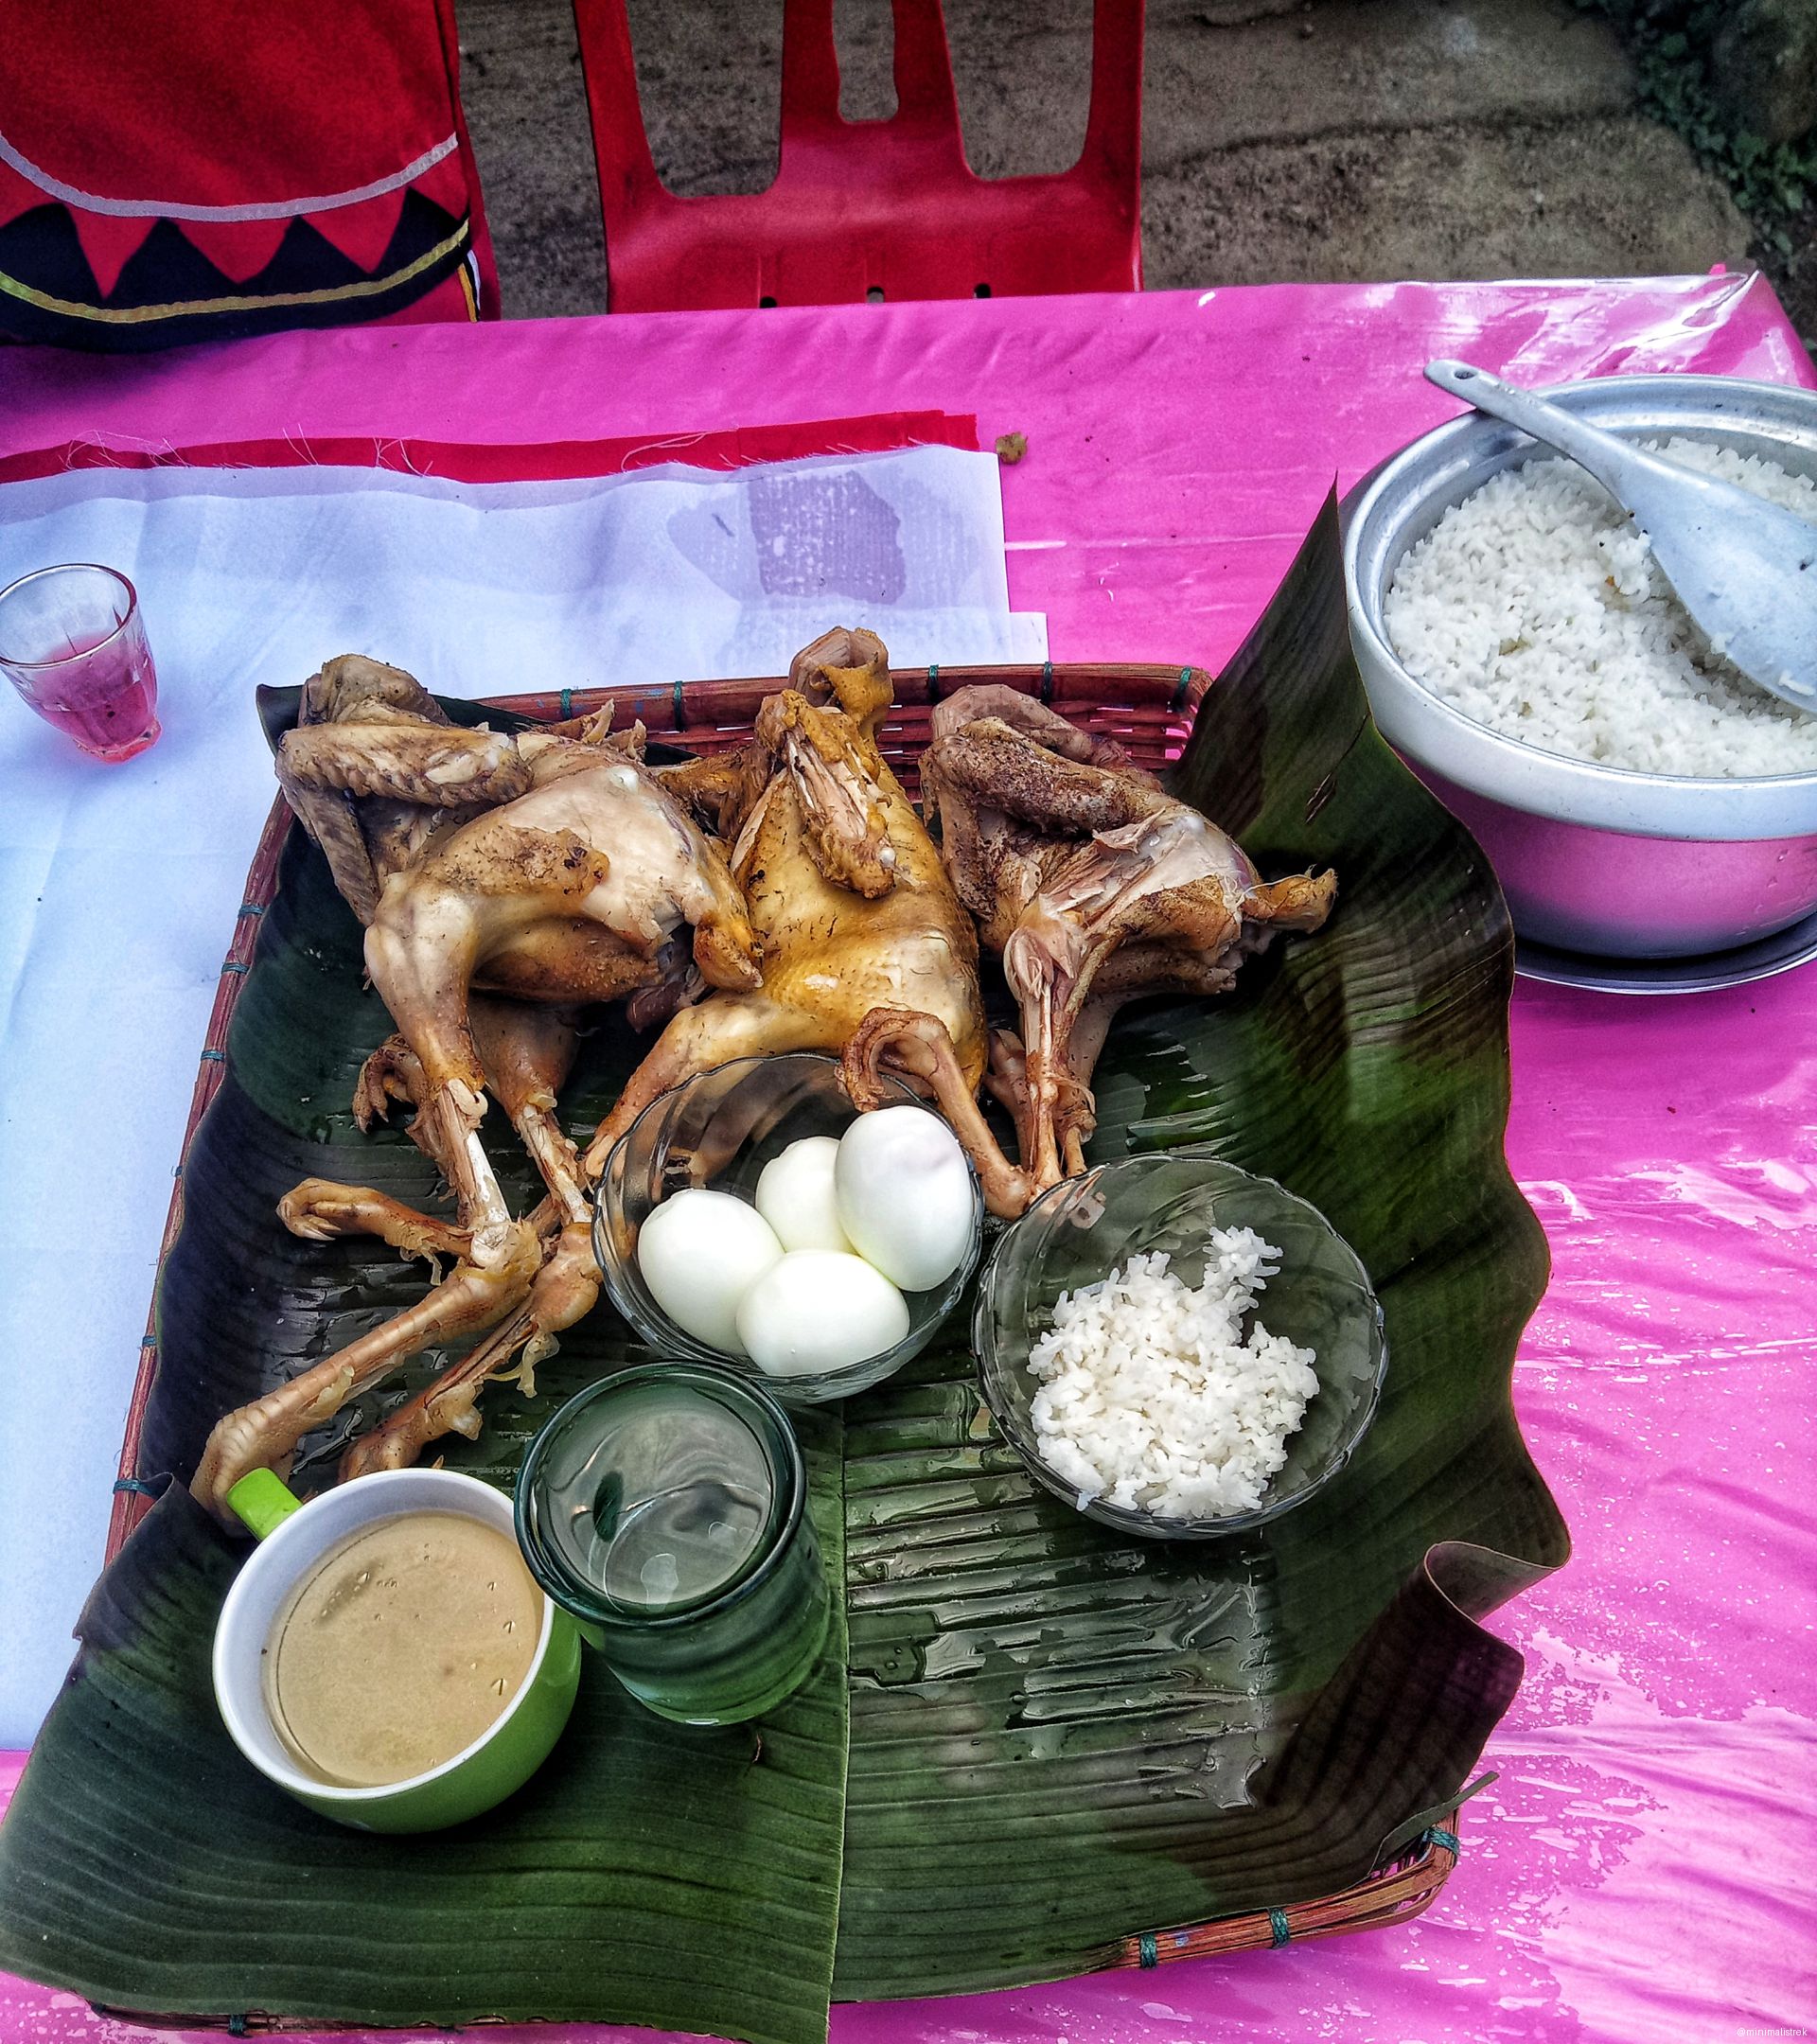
[835,1106,975,1293]
[735,1251,909,1379]
[635,1189,783,1356]
[754,1137,854,1253]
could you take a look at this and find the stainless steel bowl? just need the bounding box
[1345,374,1817,958]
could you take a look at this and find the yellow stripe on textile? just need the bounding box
[0,222,467,325]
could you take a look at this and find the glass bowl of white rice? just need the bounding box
[1345,373,1817,960]
[974,1150,1387,1541]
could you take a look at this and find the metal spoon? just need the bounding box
[1425,359,1817,711]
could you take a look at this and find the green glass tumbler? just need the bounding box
[515,1363,829,1726]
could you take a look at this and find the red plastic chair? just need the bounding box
[571,0,1143,311]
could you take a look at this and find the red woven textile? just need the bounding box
[0,0,495,349]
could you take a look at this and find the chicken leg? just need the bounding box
[191,998,585,1517]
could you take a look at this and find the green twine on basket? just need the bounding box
[1137,1931,1158,1968]
[113,1477,161,1498]
[1269,1908,1292,1948]
[1372,1771,1496,1867]
[560,688,573,720]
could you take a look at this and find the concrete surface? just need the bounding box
[455,0,1755,320]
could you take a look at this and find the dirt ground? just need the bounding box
[455,0,1765,324]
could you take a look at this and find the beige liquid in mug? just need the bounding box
[261,1511,541,1788]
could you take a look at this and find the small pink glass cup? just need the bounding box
[0,563,161,762]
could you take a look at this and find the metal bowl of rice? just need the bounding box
[1345,373,1817,959]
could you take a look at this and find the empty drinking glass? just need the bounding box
[516,1363,831,1726]
[0,563,161,762]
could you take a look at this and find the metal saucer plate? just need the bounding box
[1516,907,1817,996]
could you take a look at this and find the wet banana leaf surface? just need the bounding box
[0,495,1567,2038]
[0,860,854,2044]
[0,1470,848,2044]
[832,496,1567,1996]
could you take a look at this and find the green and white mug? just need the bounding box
[212,1466,581,1833]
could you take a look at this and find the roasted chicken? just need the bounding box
[894,685,1336,1199]
[193,661,761,1517]
[580,628,992,1177]
[361,729,759,1265]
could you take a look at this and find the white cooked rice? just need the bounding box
[1383,435,1817,780]
[1027,1225,1318,1520]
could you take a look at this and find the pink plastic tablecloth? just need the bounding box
[2,275,1813,2044]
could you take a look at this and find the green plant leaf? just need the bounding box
[0,960,851,2044]
[0,1467,846,2043]
[829,493,1566,1997]
[0,495,1565,2030]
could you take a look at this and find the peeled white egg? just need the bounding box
[735,1251,910,1379]
[635,1189,783,1356]
[754,1137,854,1253]
[835,1105,975,1293]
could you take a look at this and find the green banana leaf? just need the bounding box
[833,492,1567,1994]
[0,492,1567,2039]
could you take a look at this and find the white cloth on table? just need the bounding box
[0,446,1044,1745]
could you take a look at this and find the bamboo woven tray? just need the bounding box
[0,501,1568,2043]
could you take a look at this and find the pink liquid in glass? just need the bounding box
[26,632,162,762]
[1,566,162,764]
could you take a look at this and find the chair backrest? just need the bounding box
[571,0,1143,312]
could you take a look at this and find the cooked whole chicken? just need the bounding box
[580,628,992,1179]
[890,684,1336,1199]
[192,661,762,1518]
[362,731,760,1265]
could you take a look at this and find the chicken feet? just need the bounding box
[191,993,591,1516]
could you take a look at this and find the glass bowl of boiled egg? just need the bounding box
[592,1052,984,1403]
